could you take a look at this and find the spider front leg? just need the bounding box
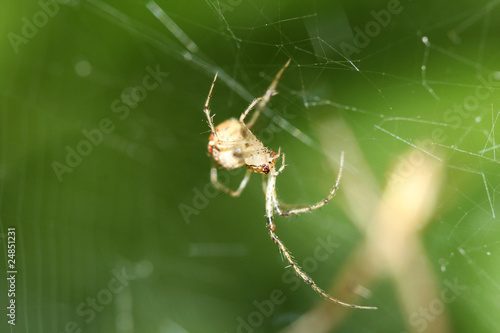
[275,150,285,174]
[239,97,263,127]
[273,151,344,217]
[204,72,219,137]
[211,166,252,197]
[244,59,291,128]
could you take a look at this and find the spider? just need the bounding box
[203,60,376,310]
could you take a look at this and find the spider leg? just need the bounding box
[246,59,291,128]
[274,151,344,217]
[260,151,284,196]
[239,97,263,125]
[204,72,218,137]
[265,168,376,309]
[211,166,251,197]
[275,150,285,174]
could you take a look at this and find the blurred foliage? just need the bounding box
[1,0,499,332]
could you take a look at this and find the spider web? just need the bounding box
[1,0,500,332]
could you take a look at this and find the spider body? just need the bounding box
[203,60,376,310]
[207,115,278,175]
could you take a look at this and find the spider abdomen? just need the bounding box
[208,118,247,170]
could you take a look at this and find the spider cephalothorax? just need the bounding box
[203,60,376,310]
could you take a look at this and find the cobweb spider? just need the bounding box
[203,60,376,310]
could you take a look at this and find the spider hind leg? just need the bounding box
[210,166,252,197]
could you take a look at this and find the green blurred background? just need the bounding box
[1,0,500,332]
